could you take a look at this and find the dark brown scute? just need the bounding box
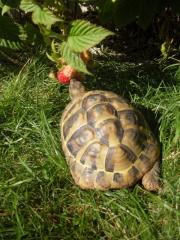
[113,172,123,183]
[144,143,159,159]
[96,119,124,146]
[72,125,94,141]
[125,128,147,150]
[67,141,80,157]
[87,103,118,127]
[128,166,139,180]
[80,143,99,170]
[63,110,83,138]
[118,110,147,128]
[96,171,110,189]
[139,154,150,163]
[91,162,97,170]
[120,144,137,163]
[67,126,94,157]
[144,143,156,153]
[96,128,109,145]
[105,148,115,172]
[82,94,107,110]
[96,171,105,181]
[80,157,86,165]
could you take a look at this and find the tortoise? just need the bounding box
[60,79,161,191]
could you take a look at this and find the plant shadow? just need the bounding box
[84,56,175,96]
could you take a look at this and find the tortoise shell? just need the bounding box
[61,90,160,190]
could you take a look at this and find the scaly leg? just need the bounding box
[142,161,161,191]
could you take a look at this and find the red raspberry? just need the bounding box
[56,70,70,84]
[56,65,77,84]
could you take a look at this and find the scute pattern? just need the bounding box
[82,94,107,110]
[118,109,147,129]
[96,119,124,146]
[67,126,94,157]
[61,90,160,190]
[87,103,117,128]
[120,144,137,163]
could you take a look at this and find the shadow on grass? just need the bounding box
[85,57,174,97]
[84,56,167,132]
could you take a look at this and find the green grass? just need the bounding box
[0,56,179,240]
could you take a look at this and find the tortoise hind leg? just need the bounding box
[142,161,161,191]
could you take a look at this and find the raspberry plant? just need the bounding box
[0,0,113,74]
[48,20,114,74]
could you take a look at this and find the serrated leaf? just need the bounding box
[20,0,60,28]
[67,20,114,52]
[20,0,37,13]
[32,7,60,29]
[1,5,11,15]
[46,31,64,41]
[0,38,22,49]
[61,42,91,75]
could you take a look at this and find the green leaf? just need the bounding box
[32,7,60,29]
[0,38,22,49]
[46,39,61,62]
[20,0,37,13]
[51,39,59,54]
[67,20,114,52]
[46,52,56,62]
[1,5,11,15]
[61,42,91,75]
[44,30,64,41]
[20,0,60,28]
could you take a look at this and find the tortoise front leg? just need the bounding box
[142,161,161,191]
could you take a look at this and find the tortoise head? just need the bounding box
[69,79,86,100]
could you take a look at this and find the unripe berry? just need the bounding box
[80,50,91,64]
